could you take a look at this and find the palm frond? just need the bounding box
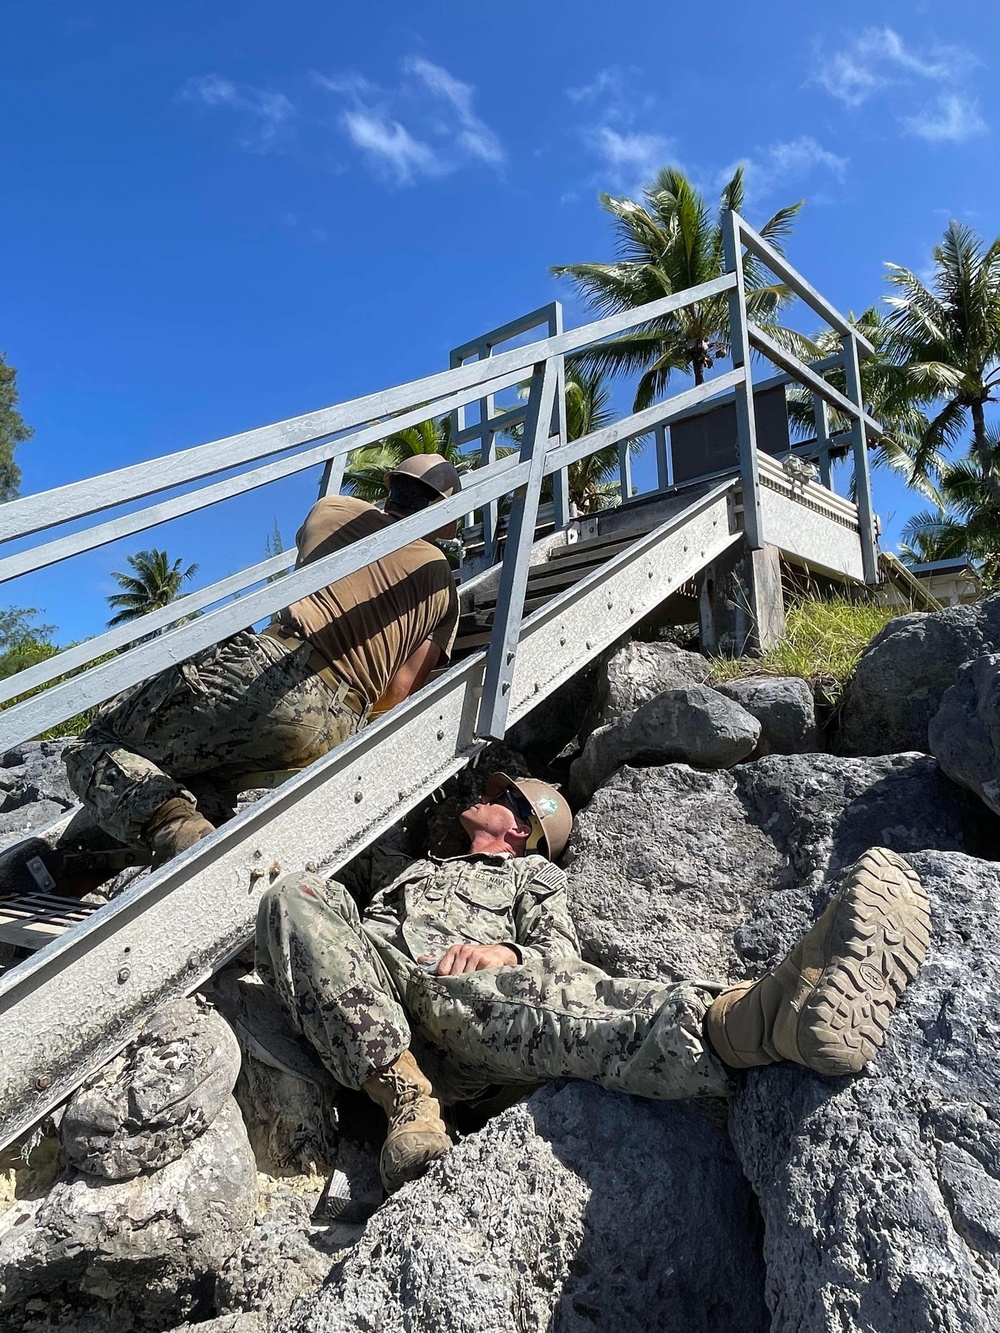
[553,165,805,406]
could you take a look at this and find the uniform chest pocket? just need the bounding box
[453,878,514,914]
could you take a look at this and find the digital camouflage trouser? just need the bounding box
[64,631,361,847]
[255,872,734,1106]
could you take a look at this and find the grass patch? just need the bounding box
[709,595,909,707]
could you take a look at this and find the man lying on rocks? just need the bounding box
[256,772,931,1197]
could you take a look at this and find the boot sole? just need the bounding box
[380,1129,452,1194]
[797,847,931,1076]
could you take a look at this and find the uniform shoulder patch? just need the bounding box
[529,860,566,894]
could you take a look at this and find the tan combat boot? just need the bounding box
[143,798,216,868]
[362,1050,452,1193]
[706,847,931,1077]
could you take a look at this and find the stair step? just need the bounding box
[548,528,654,562]
[0,894,101,950]
[475,566,589,611]
[471,530,656,615]
[453,594,553,650]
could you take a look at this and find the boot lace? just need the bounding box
[382,1069,426,1130]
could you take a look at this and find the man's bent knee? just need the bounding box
[255,873,363,974]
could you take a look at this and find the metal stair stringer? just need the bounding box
[0,478,739,1151]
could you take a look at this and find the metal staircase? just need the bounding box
[0,211,884,1149]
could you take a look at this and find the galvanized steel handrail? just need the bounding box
[0,452,524,747]
[735,215,877,357]
[723,210,879,577]
[0,213,881,750]
[0,276,737,545]
[746,324,882,439]
[0,364,531,587]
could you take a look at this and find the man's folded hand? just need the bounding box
[418,943,518,975]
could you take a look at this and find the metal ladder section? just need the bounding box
[0,210,883,1148]
[0,482,740,1146]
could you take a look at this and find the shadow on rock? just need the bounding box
[277,1081,768,1333]
[729,850,1000,1333]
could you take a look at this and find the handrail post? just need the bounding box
[722,210,763,550]
[475,343,500,565]
[550,302,571,529]
[477,360,559,740]
[618,440,633,502]
[812,393,834,491]
[318,452,347,499]
[654,423,670,491]
[449,347,481,546]
[842,330,878,583]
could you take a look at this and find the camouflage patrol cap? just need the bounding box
[387,453,463,500]
[484,771,573,861]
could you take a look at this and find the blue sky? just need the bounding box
[2,0,997,645]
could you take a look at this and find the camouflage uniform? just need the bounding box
[256,854,734,1106]
[64,631,360,847]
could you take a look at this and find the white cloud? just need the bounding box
[317,56,504,186]
[314,71,378,99]
[813,27,986,140]
[340,110,446,185]
[903,92,987,144]
[815,27,978,106]
[584,127,674,195]
[566,66,626,105]
[755,135,848,191]
[566,66,670,195]
[716,136,848,205]
[404,56,505,167]
[179,75,295,152]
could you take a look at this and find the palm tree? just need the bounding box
[785,306,936,499]
[341,417,474,504]
[551,165,806,408]
[107,549,199,628]
[899,428,1000,583]
[898,511,972,565]
[884,221,1000,505]
[561,361,622,512]
[502,360,630,514]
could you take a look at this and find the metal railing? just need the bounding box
[0,213,882,750]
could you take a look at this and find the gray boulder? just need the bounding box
[0,740,76,811]
[0,739,79,851]
[730,850,1000,1332]
[279,1082,768,1333]
[215,1184,359,1326]
[840,595,1000,756]
[61,996,242,1180]
[0,798,73,847]
[566,751,1000,1328]
[0,1096,256,1328]
[206,968,340,1177]
[588,639,712,732]
[929,652,1000,817]
[565,751,994,986]
[716,675,818,756]
[569,685,760,803]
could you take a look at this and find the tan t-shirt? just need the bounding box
[282,496,460,706]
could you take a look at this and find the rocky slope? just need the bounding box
[3,599,1000,1332]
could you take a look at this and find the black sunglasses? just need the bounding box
[490,788,534,825]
